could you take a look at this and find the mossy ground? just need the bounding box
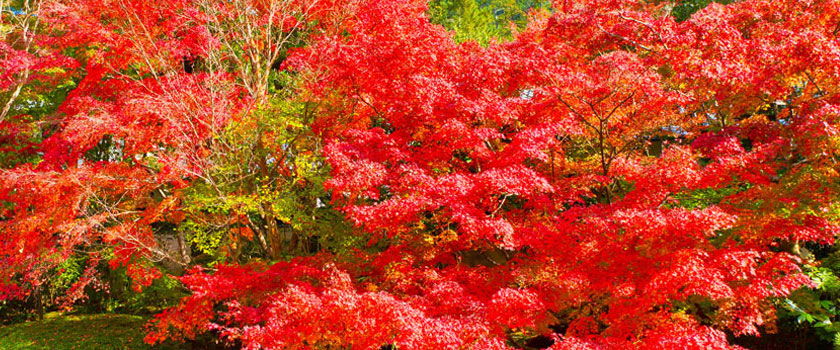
[0,313,188,350]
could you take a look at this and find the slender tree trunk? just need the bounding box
[176,230,190,269]
[34,285,44,321]
[265,210,281,260]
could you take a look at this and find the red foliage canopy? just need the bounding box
[2,0,840,349]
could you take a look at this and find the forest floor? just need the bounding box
[0,312,188,350]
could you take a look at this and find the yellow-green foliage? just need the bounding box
[177,72,354,261]
[427,0,550,45]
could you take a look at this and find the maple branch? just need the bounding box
[605,91,636,122]
[657,194,671,208]
[0,80,24,123]
[617,13,669,49]
[804,71,826,97]
[356,90,385,119]
[0,0,39,123]
[591,88,618,111]
[595,22,651,51]
[490,194,510,218]
[558,93,613,192]
[556,95,583,119]
[117,0,161,79]
[558,95,599,134]
[483,139,498,153]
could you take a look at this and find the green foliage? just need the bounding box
[670,0,737,22]
[780,248,840,347]
[427,0,549,45]
[52,255,88,295]
[0,252,94,324]
[0,76,76,168]
[670,185,748,210]
[99,271,186,315]
[175,71,355,262]
[0,297,35,325]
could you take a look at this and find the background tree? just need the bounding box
[148,0,840,349]
[428,0,550,44]
[0,0,353,320]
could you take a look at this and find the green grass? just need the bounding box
[0,313,189,350]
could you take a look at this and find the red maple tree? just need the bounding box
[2,0,840,349]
